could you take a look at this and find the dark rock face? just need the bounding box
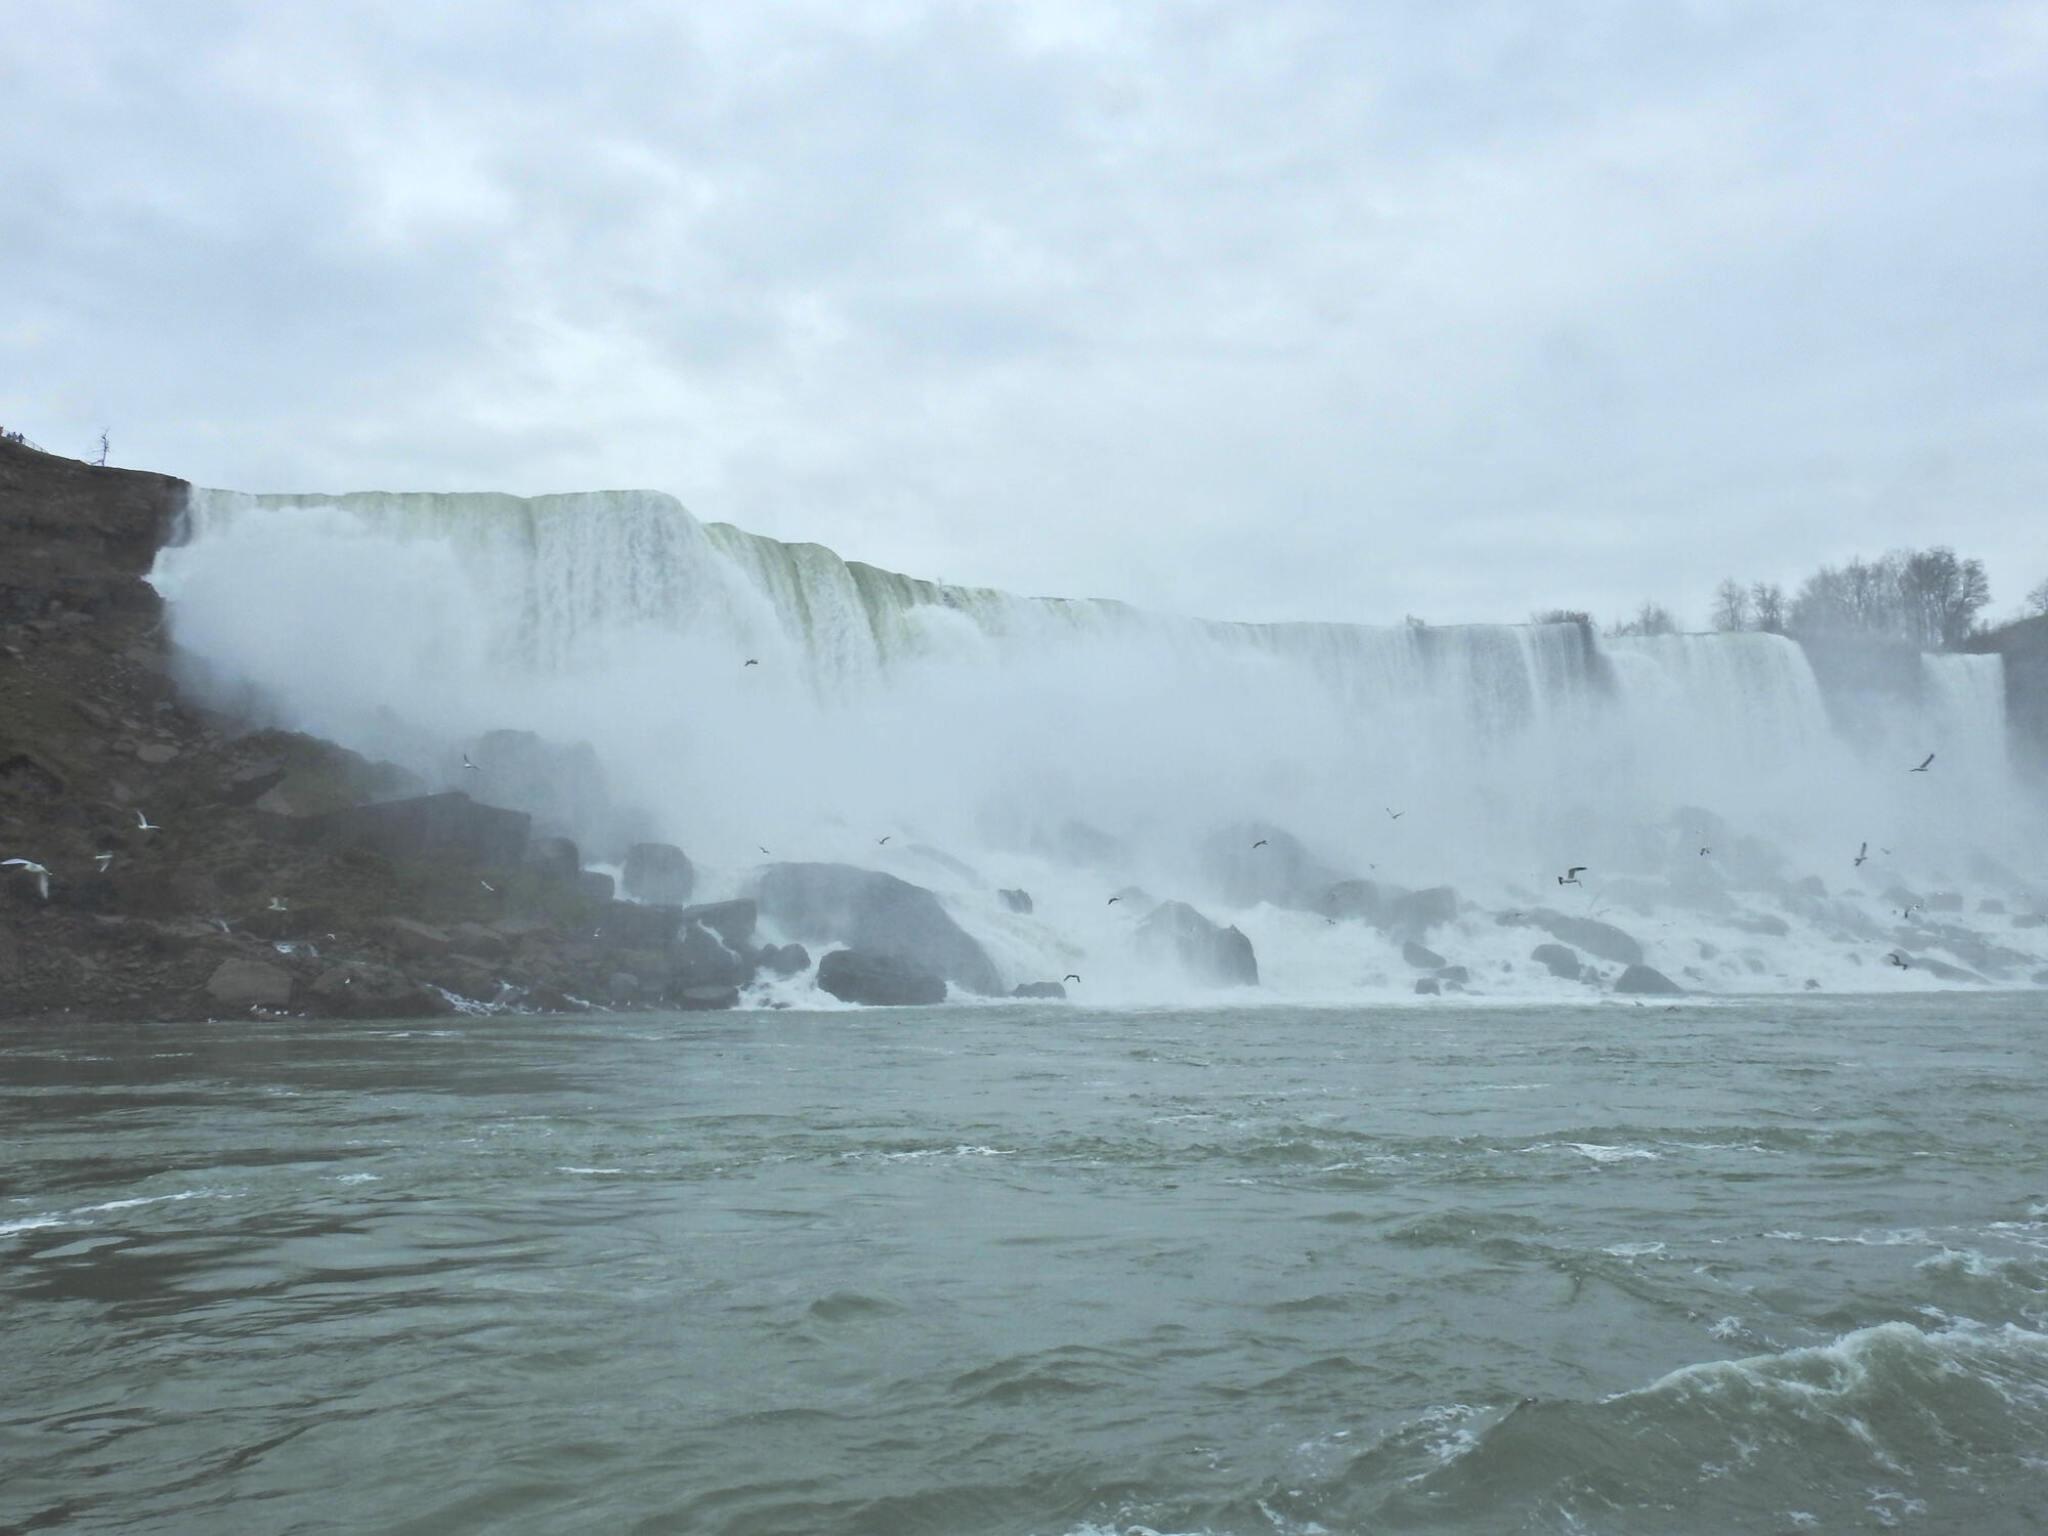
[674,922,751,989]
[293,792,529,867]
[678,898,756,951]
[1401,939,1446,970]
[1614,963,1682,995]
[756,863,1002,995]
[622,843,696,906]
[1136,900,1258,986]
[998,888,1034,914]
[379,917,451,958]
[816,948,947,1006]
[525,836,581,882]
[577,870,616,904]
[311,960,442,1017]
[459,728,646,862]
[1011,980,1067,999]
[1201,823,1349,912]
[1531,943,1582,980]
[1413,977,1441,995]
[758,942,810,976]
[206,957,293,1009]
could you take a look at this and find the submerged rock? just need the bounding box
[756,863,1002,995]
[1136,900,1258,986]
[1011,980,1067,999]
[1614,963,1682,995]
[817,948,947,1006]
[758,942,810,977]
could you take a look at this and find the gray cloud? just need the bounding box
[4,0,2044,624]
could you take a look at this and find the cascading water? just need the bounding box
[150,486,2047,1001]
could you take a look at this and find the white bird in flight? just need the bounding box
[95,852,114,872]
[135,810,159,831]
[3,858,50,900]
[267,896,289,912]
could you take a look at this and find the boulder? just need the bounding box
[1530,943,1582,980]
[1011,980,1067,999]
[1614,964,1683,996]
[1381,885,1459,936]
[674,983,739,1011]
[597,901,683,949]
[293,792,529,866]
[759,942,810,976]
[1136,900,1258,986]
[756,863,1003,995]
[1401,939,1446,970]
[817,949,948,1006]
[220,760,287,807]
[1436,964,1470,985]
[674,922,751,988]
[998,888,1034,915]
[378,917,451,959]
[446,921,508,959]
[1520,909,1643,966]
[206,957,294,1009]
[678,898,757,951]
[524,835,581,882]
[1413,977,1441,995]
[460,729,646,860]
[607,971,642,1003]
[310,961,443,1017]
[577,870,616,904]
[622,842,696,906]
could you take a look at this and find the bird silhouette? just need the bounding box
[1887,951,1911,969]
[1107,896,1121,905]
[1698,847,1710,857]
[3,858,50,900]
[1910,753,1935,773]
[461,752,479,771]
[758,845,771,855]
[1063,973,1080,983]
[1557,866,1587,886]
[1251,838,1268,849]
[1386,808,1405,821]
[878,835,891,846]
[1854,842,1868,867]
[134,810,159,831]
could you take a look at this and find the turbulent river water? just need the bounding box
[5,996,2047,1535]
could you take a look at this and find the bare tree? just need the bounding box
[1610,601,1680,638]
[94,430,109,467]
[1749,581,1786,634]
[1710,579,1752,633]
[2027,578,2048,617]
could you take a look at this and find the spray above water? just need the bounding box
[149,486,2046,1001]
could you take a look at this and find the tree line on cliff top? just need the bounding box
[1538,546,2044,649]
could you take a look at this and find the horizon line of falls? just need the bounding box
[150,486,2044,1001]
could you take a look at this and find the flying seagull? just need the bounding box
[1910,753,1934,773]
[877,835,891,846]
[94,852,114,872]
[743,658,759,667]
[1698,847,1710,857]
[461,752,480,771]
[480,879,496,893]
[1557,866,1587,886]
[135,810,159,831]
[3,858,50,900]
[1252,838,1268,848]
[1063,974,1080,983]
[1854,842,1868,867]
[1385,808,1405,821]
[1107,895,1121,905]
[758,845,771,855]
[1886,951,1911,969]
[267,896,289,912]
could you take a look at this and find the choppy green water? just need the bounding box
[4,996,2047,1535]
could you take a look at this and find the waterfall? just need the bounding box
[150,485,2045,1000]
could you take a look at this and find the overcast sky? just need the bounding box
[4,1,2043,626]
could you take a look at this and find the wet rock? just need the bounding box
[1316,879,1382,923]
[446,921,508,959]
[675,922,751,988]
[460,729,646,860]
[1916,956,1986,984]
[678,898,756,951]
[1401,939,1446,970]
[205,957,293,1009]
[524,835,581,882]
[577,870,615,904]
[817,948,947,1006]
[1011,980,1067,999]
[622,842,695,906]
[1531,943,1582,980]
[1517,909,1643,966]
[378,917,452,958]
[1413,978,1441,995]
[1201,823,1350,911]
[759,942,810,976]
[756,863,1003,995]
[1136,900,1258,987]
[1614,963,1682,995]
[607,971,642,1003]
[2016,915,2048,930]
[294,792,529,867]
[1436,964,1470,985]
[998,888,1034,915]
[220,760,287,806]
[135,742,179,765]
[597,901,682,949]
[310,960,442,1017]
[674,983,739,1011]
